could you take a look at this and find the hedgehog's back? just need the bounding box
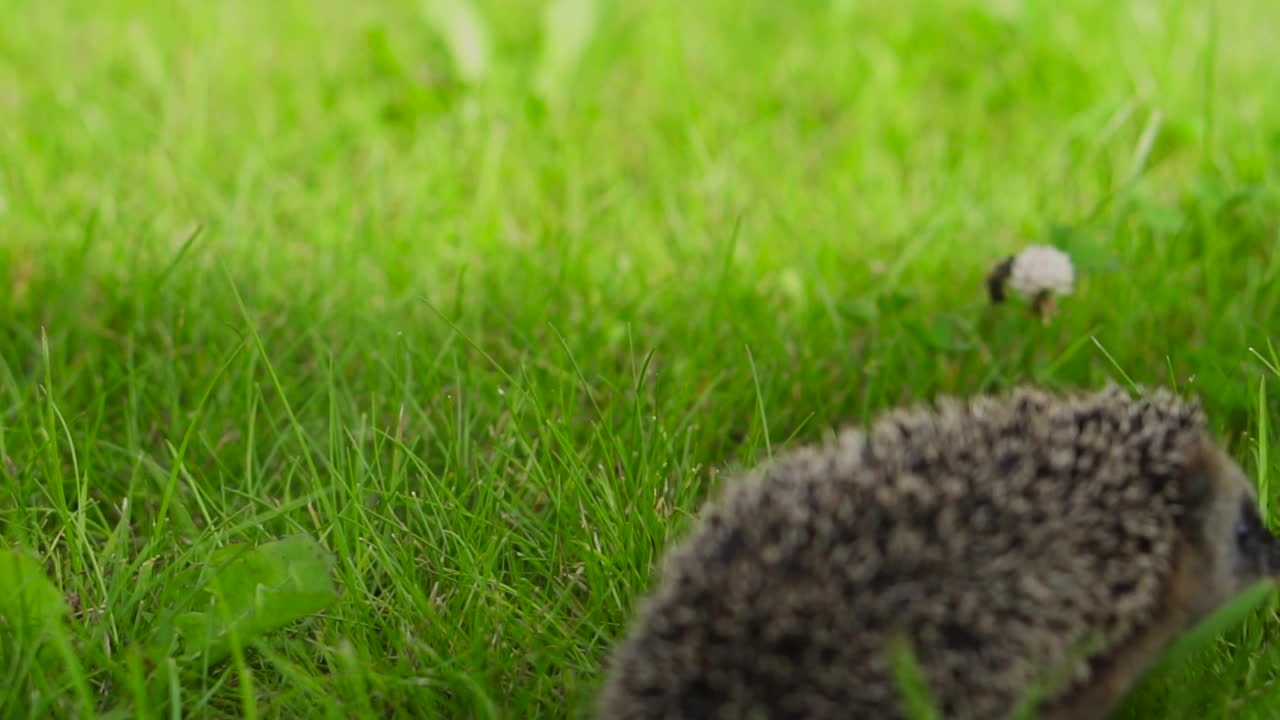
[597,386,1206,719]
[596,456,1046,719]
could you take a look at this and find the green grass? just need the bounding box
[3,0,1280,716]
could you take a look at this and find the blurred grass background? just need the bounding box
[2,0,1280,717]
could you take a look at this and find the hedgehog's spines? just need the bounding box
[598,383,1264,720]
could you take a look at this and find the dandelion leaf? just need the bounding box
[175,534,338,665]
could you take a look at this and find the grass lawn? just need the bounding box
[3,0,1280,717]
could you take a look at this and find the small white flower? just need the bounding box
[1007,245,1074,299]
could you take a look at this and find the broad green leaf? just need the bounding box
[175,534,338,664]
[0,548,67,633]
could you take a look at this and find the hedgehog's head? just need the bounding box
[1181,434,1280,619]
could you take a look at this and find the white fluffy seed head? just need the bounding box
[1007,244,1074,298]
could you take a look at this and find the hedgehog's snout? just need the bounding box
[1233,495,1280,579]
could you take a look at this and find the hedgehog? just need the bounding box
[596,384,1280,719]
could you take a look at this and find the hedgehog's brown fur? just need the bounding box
[597,384,1280,719]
